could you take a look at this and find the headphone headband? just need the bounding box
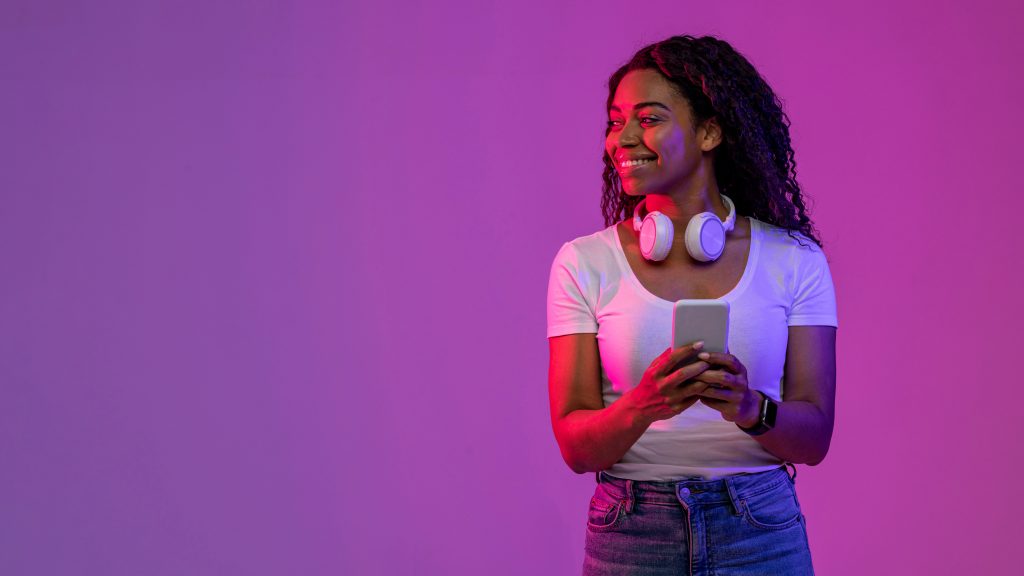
[632,195,736,232]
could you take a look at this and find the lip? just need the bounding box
[615,153,656,163]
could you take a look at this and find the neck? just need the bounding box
[642,187,729,239]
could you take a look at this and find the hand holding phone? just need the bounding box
[627,341,711,424]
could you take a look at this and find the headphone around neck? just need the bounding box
[632,195,737,263]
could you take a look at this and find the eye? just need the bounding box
[606,117,658,130]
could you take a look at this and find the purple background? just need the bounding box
[3,1,1023,574]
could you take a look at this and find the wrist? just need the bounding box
[617,391,654,430]
[737,390,763,429]
[738,391,778,436]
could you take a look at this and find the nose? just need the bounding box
[615,118,642,147]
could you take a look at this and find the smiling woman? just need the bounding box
[546,35,837,575]
[606,74,710,200]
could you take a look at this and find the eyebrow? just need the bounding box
[609,101,672,113]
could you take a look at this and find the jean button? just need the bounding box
[679,487,691,497]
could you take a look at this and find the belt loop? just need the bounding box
[723,475,744,517]
[623,479,635,514]
[596,471,601,484]
[785,462,798,483]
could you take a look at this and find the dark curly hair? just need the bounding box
[601,35,822,248]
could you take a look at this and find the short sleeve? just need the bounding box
[546,242,599,338]
[787,243,839,328]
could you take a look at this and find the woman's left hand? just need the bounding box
[694,351,761,429]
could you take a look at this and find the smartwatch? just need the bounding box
[739,391,777,436]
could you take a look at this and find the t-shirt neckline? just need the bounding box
[611,216,761,306]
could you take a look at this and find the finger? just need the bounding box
[662,341,705,375]
[692,370,735,389]
[695,352,737,371]
[668,398,697,412]
[696,351,743,374]
[665,360,710,386]
[667,379,710,402]
[698,396,726,411]
[649,347,672,374]
[697,385,740,402]
[653,345,689,375]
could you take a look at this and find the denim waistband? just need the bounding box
[595,464,797,509]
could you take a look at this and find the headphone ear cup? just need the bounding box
[639,211,674,261]
[685,213,727,262]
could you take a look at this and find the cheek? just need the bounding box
[655,130,688,157]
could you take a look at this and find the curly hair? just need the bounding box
[601,35,822,248]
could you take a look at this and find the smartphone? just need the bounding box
[672,299,730,354]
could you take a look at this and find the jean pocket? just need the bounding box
[586,486,624,531]
[739,480,802,531]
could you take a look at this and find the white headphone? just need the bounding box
[632,195,737,262]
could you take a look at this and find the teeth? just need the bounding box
[620,158,653,168]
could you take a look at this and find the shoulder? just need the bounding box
[552,223,621,267]
[753,218,826,262]
[547,224,622,308]
[755,218,819,250]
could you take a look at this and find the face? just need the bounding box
[605,68,719,197]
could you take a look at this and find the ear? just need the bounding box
[698,116,723,152]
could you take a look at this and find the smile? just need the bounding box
[619,158,655,170]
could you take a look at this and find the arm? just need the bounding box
[548,334,711,474]
[742,325,837,466]
[548,333,648,474]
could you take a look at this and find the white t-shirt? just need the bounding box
[546,217,838,480]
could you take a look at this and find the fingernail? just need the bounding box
[693,341,704,350]
[698,352,710,360]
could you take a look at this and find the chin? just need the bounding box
[622,183,652,197]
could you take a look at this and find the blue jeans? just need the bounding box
[583,464,814,576]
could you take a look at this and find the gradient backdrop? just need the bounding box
[3,1,1023,574]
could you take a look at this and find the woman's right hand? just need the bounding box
[625,341,711,425]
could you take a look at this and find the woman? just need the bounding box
[546,35,837,575]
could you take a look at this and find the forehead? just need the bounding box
[610,69,687,113]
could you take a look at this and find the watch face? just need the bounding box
[764,397,778,428]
